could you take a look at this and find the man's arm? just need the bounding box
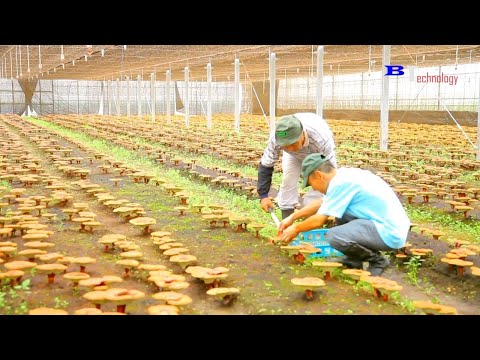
[280,214,329,245]
[257,163,274,199]
[257,136,280,211]
[290,199,322,221]
[295,214,329,233]
[277,199,323,232]
[257,163,275,211]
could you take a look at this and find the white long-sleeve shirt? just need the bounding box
[260,113,337,168]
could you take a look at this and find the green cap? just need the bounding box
[275,115,303,146]
[301,153,328,188]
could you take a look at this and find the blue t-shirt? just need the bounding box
[318,168,410,249]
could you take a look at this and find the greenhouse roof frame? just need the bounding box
[1,45,479,82]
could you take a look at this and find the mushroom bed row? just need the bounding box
[1,113,479,314]
[0,117,244,315]
[39,113,480,221]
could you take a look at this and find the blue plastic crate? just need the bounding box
[291,229,343,258]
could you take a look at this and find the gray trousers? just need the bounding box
[278,151,325,210]
[326,213,394,253]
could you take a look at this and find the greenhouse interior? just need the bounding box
[0,44,479,315]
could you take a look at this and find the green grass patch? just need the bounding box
[405,204,480,244]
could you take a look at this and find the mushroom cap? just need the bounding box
[129,217,156,226]
[150,231,172,238]
[123,244,141,251]
[0,241,17,247]
[149,274,186,283]
[4,260,37,271]
[450,248,476,256]
[101,312,127,315]
[148,270,173,280]
[154,237,176,245]
[185,266,210,274]
[440,258,474,267]
[74,308,104,315]
[57,256,75,265]
[452,239,471,247]
[154,280,190,291]
[78,211,97,218]
[24,241,55,249]
[249,223,267,230]
[36,263,68,274]
[207,267,229,275]
[79,278,106,288]
[291,277,326,289]
[445,253,462,259]
[159,242,184,250]
[70,257,97,265]
[163,248,189,256]
[411,248,433,254]
[0,228,13,235]
[22,223,48,230]
[35,253,64,262]
[470,266,480,276]
[206,287,240,297]
[137,264,167,271]
[2,270,25,279]
[21,233,49,241]
[26,229,54,235]
[113,207,137,214]
[120,251,143,259]
[98,237,118,245]
[152,291,193,306]
[29,307,69,315]
[100,234,127,242]
[115,241,136,249]
[169,254,197,264]
[63,272,91,281]
[83,290,108,303]
[0,246,17,254]
[360,275,398,287]
[312,261,343,270]
[116,259,140,267]
[342,269,371,280]
[148,304,180,315]
[374,282,403,292]
[82,221,101,227]
[104,288,145,303]
[18,249,47,257]
[100,275,124,284]
[412,301,458,315]
[73,202,89,209]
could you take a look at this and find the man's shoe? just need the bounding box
[366,254,390,276]
[330,256,363,269]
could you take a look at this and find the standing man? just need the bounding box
[278,153,411,276]
[257,113,337,219]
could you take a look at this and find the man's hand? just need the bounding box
[278,214,294,233]
[260,197,274,212]
[280,224,300,245]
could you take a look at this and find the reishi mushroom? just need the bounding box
[291,277,325,300]
[206,287,240,305]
